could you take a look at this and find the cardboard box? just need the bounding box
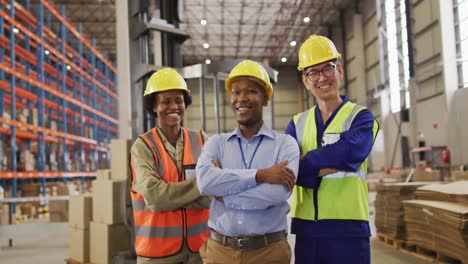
[69,194,93,229]
[92,180,126,224]
[413,169,441,182]
[90,222,130,264]
[0,204,10,225]
[452,171,468,181]
[110,139,132,181]
[96,169,112,181]
[49,200,69,222]
[69,227,90,263]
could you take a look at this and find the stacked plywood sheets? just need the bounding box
[374,182,438,239]
[414,181,468,205]
[403,200,468,262]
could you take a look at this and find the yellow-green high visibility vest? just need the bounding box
[291,101,379,221]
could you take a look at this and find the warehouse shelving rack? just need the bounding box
[0,0,118,213]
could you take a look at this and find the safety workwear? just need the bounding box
[225,60,273,100]
[297,35,341,71]
[130,128,209,258]
[144,68,190,96]
[291,101,379,221]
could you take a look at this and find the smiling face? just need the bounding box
[153,90,186,130]
[302,61,343,102]
[230,78,268,128]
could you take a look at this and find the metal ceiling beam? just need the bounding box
[249,0,264,56]
[235,0,246,57]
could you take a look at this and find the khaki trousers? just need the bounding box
[199,237,291,264]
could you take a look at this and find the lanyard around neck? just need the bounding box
[237,135,264,169]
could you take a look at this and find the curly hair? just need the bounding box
[144,92,192,118]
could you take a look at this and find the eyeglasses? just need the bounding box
[303,64,336,82]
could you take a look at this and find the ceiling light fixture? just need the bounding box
[13,28,19,33]
[303,17,310,23]
[281,57,287,63]
[45,50,50,55]
[66,65,72,70]
[200,19,207,25]
[205,59,211,64]
[203,43,210,49]
[290,40,297,47]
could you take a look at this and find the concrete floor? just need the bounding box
[0,192,432,264]
[0,224,432,264]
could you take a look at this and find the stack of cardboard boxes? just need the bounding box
[68,194,93,263]
[88,139,133,264]
[49,182,73,222]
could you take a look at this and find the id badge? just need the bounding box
[183,164,197,180]
[322,133,341,146]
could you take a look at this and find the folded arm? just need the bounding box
[285,110,375,189]
[196,135,257,196]
[131,138,203,212]
[222,135,300,210]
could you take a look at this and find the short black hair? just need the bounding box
[144,92,192,118]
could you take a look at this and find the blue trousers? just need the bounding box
[294,236,370,264]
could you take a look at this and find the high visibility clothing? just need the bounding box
[291,101,378,221]
[297,35,341,71]
[144,68,190,96]
[130,127,209,258]
[225,60,273,100]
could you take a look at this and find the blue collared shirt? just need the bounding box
[196,124,299,236]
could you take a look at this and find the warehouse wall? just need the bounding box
[350,0,468,168]
[272,69,304,132]
[450,89,468,165]
[184,78,235,136]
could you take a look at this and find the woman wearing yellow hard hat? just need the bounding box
[286,35,379,264]
[129,68,210,264]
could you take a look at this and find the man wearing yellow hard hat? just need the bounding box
[195,60,299,263]
[129,68,210,264]
[286,35,379,263]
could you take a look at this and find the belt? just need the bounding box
[209,229,287,251]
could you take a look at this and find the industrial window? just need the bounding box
[454,0,468,88]
[385,0,410,113]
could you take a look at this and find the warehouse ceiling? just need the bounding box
[30,0,117,62]
[180,0,355,67]
[41,0,354,67]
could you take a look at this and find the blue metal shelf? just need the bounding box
[0,0,118,212]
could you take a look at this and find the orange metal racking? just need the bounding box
[0,0,118,212]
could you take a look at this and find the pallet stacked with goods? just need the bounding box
[0,0,118,220]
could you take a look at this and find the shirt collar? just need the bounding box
[227,122,274,141]
[156,127,184,144]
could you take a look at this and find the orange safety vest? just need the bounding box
[130,127,209,258]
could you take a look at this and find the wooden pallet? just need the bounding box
[375,232,405,250]
[400,244,463,264]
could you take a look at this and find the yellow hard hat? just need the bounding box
[144,68,190,96]
[297,35,341,71]
[225,60,273,100]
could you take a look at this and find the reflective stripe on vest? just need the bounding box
[323,170,366,181]
[291,102,378,221]
[130,127,209,258]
